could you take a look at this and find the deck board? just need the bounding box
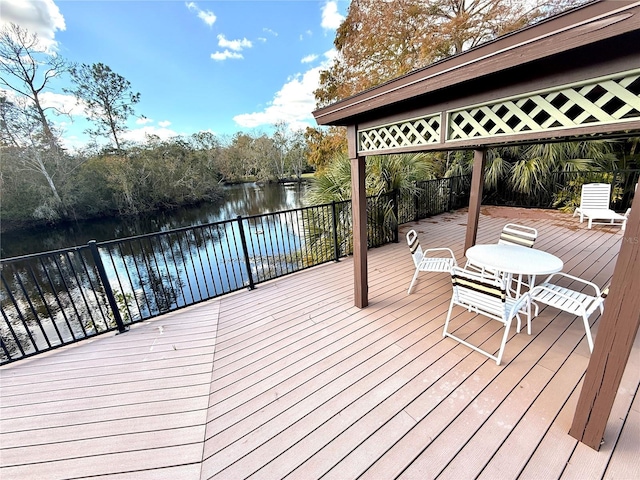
[1,207,637,480]
[603,389,640,479]
[476,352,589,479]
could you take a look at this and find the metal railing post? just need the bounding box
[393,190,399,243]
[414,182,420,222]
[88,240,128,334]
[331,201,340,262]
[236,216,255,290]
[448,177,454,211]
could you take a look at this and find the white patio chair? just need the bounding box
[573,183,627,230]
[499,223,539,291]
[465,223,538,291]
[498,223,538,248]
[443,266,532,365]
[529,272,608,352]
[407,229,457,294]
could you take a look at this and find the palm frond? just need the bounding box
[484,154,512,190]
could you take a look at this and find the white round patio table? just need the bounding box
[465,244,563,298]
[465,244,563,276]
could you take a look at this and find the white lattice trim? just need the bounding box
[447,70,640,141]
[359,114,441,152]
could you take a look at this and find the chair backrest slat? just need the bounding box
[498,223,537,248]
[580,183,611,210]
[451,268,506,318]
[407,230,423,267]
[408,234,420,254]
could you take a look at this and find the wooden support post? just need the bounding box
[348,125,368,308]
[464,149,486,253]
[569,198,640,449]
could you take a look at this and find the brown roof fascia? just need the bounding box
[313,0,640,126]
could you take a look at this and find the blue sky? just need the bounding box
[1,0,348,149]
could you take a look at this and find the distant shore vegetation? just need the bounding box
[0,127,321,232]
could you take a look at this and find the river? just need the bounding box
[0,182,310,259]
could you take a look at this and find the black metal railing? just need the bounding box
[0,177,467,364]
[396,176,472,224]
[4,169,636,364]
[0,246,113,361]
[0,175,471,364]
[483,169,639,211]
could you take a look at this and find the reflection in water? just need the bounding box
[1,185,316,362]
[2,177,469,363]
[1,182,310,258]
[1,183,412,363]
[1,248,113,359]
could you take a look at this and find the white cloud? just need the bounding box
[0,88,86,150]
[0,0,66,50]
[211,50,243,61]
[59,135,87,152]
[185,2,216,27]
[233,67,322,131]
[263,28,278,37]
[323,48,338,63]
[40,91,86,117]
[136,118,171,127]
[61,123,179,152]
[217,34,252,52]
[301,54,318,64]
[321,1,344,30]
[1,89,86,150]
[122,125,179,143]
[35,92,178,149]
[233,48,337,130]
[211,34,252,61]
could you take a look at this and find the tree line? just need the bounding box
[0,23,319,232]
[0,124,316,230]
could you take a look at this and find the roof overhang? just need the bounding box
[313,0,640,153]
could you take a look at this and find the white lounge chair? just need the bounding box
[407,229,457,294]
[443,266,532,365]
[573,183,627,230]
[529,272,608,352]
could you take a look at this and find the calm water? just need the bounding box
[0,182,310,259]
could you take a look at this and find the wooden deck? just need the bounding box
[1,208,638,480]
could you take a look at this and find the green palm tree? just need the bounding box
[304,152,437,262]
[305,153,353,205]
[445,140,615,195]
[306,152,436,204]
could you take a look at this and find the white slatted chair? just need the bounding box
[529,272,608,352]
[573,183,627,230]
[499,223,539,292]
[407,229,457,294]
[443,266,532,365]
[498,223,538,248]
[465,223,538,291]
